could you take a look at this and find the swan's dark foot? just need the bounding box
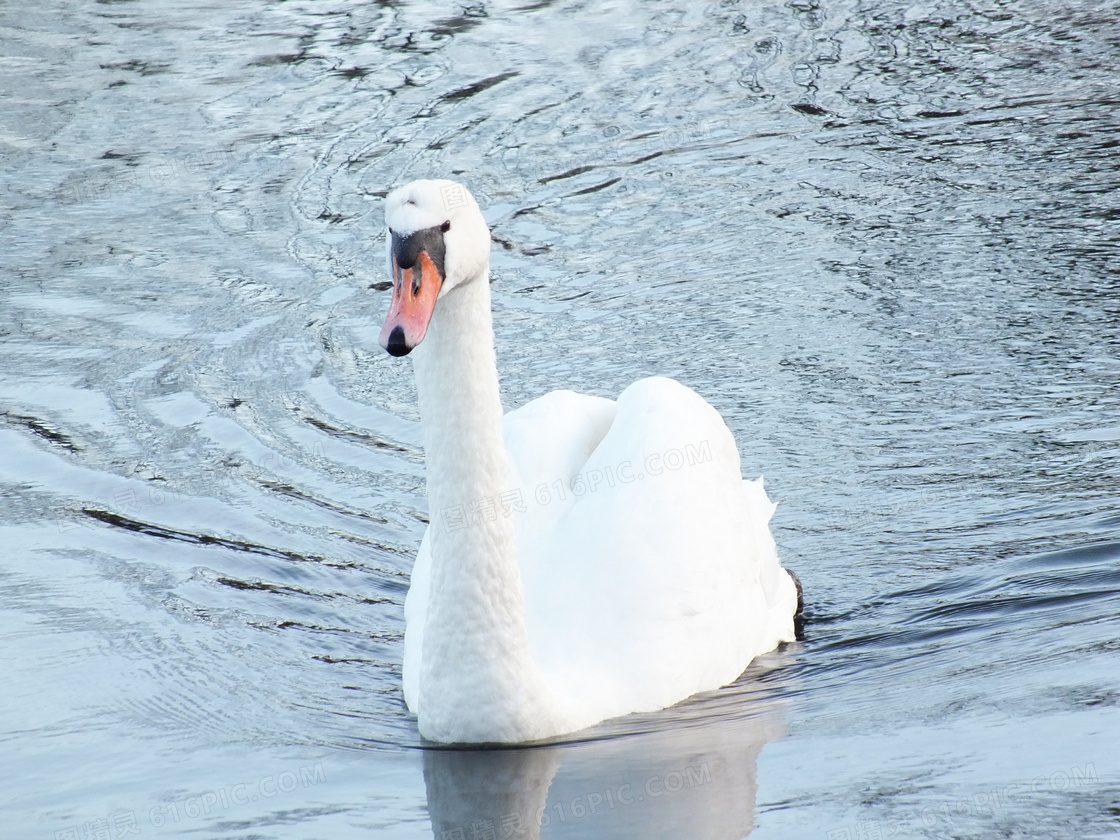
[789,569,804,616]
[788,569,805,640]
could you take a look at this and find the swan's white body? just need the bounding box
[382,180,799,743]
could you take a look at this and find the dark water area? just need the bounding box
[1,0,1118,837]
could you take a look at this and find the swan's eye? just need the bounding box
[441,220,451,233]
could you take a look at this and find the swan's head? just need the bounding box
[379,179,491,357]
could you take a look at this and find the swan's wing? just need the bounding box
[743,476,801,650]
[517,377,797,725]
[502,389,618,486]
[500,388,618,557]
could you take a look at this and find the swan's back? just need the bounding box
[504,377,797,730]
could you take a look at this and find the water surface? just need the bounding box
[2,0,1118,838]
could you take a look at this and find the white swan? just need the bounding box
[378,179,801,744]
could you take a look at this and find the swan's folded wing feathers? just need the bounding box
[517,377,787,722]
[502,389,617,487]
[501,389,617,564]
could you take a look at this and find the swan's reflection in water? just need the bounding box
[422,660,790,839]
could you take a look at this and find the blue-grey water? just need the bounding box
[2,1,1118,838]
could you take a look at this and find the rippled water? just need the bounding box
[2,0,1118,837]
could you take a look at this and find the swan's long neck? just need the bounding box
[410,269,557,743]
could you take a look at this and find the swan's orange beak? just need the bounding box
[380,248,443,357]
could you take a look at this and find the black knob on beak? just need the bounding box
[385,325,411,357]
